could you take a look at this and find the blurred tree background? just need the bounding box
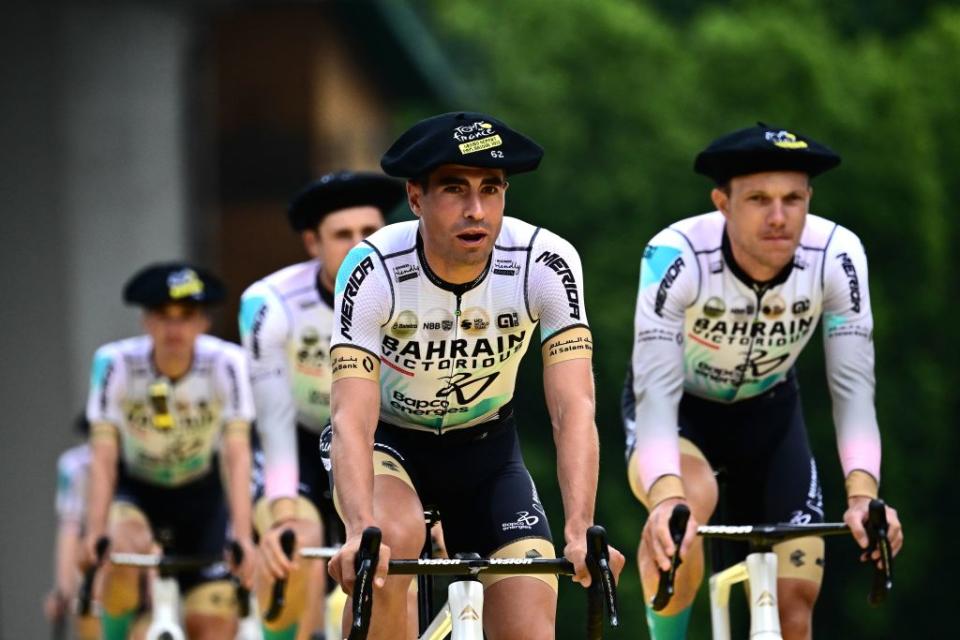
[397,0,959,636]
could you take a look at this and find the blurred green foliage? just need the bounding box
[397,0,958,636]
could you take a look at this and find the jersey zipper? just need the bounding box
[735,284,767,396]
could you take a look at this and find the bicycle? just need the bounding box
[330,524,619,640]
[80,537,259,640]
[651,499,894,640]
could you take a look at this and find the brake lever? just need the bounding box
[866,499,893,606]
[651,504,689,611]
[349,527,382,640]
[263,529,296,622]
[587,525,619,627]
[228,540,251,619]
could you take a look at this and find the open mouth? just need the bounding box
[456,231,488,246]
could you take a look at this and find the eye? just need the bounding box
[442,184,464,194]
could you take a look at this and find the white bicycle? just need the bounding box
[83,538,260,640]
[652,500,893,640]
[335,524,619,640]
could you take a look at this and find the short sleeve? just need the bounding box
[214,343,256,425]
[330,243,391,380]
[85,345,125,427]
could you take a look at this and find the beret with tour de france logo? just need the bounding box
[123,262,226,308]
[380,111,544,179]
[694,123,841,185]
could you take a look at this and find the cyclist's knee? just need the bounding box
[108,503,153,552]
[373,478,424,559]
[483,577,555,640]
[184,611,238,640]
[679,453,718,522]
[777,577,818,640]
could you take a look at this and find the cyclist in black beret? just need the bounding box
[325,112,625,639]
[80,263,256,640]
[625,124,903,639]
[240,172,403,639]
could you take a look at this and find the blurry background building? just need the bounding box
[0,2,454,636]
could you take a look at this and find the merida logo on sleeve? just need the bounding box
[339,256,375,340]
[836,252,861,313]
[535,251,580,320]
[654,256,685,317]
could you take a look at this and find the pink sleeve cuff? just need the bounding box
[265,464,299,501]
[636,438,681,494]
[839,436,881,481]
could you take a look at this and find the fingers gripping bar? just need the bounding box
[651,504,689,612]
[263,529,297,623]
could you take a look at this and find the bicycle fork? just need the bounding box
[708,552,781,640]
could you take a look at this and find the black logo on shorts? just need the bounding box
[436,371,501,404]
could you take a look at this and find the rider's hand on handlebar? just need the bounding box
[230,537,257,589]
[564,539,626,588]
[644,498,698,572]
[78,531,106,572]
[328,531,391,596]
[260,524,299,579]
[844,497,903,565]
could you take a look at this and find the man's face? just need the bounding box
[143,303,209,357]
[713,171,811,277]
[407,164,508,270]
[303,206,385,284]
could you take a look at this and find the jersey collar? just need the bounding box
[314,262,335,308]
[721,227,794,291]
[416,231,492,296]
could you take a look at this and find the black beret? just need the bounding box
[380,111,544,178]
[123,262,226,308]
[288,171,405,231]
[694,123,841,184]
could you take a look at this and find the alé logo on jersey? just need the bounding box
[535,251,580,320]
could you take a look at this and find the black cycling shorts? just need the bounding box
[115,462,229,592]
[321,412,553,558]
[677,373,825,566]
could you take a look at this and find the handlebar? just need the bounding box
[346,525,618,640]
[651,499,894,609]
[263,528,296,622]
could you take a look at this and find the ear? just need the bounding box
[711,188,730,220]
[301,228,322,259]
[406,180,423,218]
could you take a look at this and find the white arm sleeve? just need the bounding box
[630,229,698,493]
[239,283,298,501]
[822,225,881,482]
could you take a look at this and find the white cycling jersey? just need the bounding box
[630,211,881,493]
[330,217,593,433]
[86,335,255,487]
[55,444,90,525]
[239,260,335,500]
